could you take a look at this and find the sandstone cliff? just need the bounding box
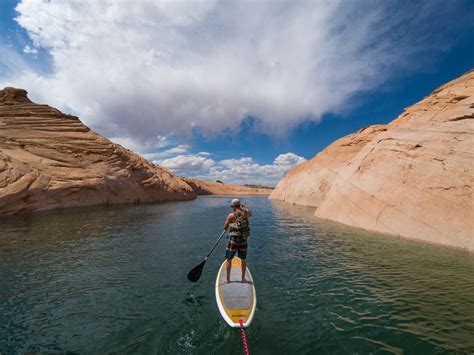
[0,88,195,215]
[270,71,474,251]
[270,125,387,207]
[182,177,272,196]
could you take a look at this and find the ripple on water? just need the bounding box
[1,197,473,353]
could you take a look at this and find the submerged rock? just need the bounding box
[0,88,195,215]
[270,71,474,251]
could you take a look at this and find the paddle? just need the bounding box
[187,230,227,282]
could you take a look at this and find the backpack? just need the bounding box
[229,209,250,241]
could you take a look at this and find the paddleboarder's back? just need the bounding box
[223,198,251,283]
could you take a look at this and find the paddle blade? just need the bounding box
[187,260,206,282]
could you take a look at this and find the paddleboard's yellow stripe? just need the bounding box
[218,257,254,324]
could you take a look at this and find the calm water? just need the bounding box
[1,197,473,354]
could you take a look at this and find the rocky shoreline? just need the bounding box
[0,88,269,216]
[270,71,474,252]
[0,87,197,215]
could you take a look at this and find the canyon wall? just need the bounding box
[0,88,195,215]
[270,71,474,251]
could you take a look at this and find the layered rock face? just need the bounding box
[0,87,195,215]
[271,71,474,251]
[270,125,387,207]
[182,177,272,196]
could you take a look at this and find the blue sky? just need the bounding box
[1,0,473,185]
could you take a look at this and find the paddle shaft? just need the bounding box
[187,230,227,282]
[204,230,227,260]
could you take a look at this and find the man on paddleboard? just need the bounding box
[223,198,251,283]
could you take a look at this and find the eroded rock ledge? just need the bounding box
[270,71,474,251]
[0,88,195,215]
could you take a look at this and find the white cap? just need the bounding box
[231,198,241,207]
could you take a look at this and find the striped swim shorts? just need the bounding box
[225,236,248,260]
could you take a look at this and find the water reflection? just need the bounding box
[267,198,474,352]
[1,197,473,353]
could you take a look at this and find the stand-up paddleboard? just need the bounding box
[215,257,256,328]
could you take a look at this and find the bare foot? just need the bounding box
[241,277,247,283]
[223,279,230,284]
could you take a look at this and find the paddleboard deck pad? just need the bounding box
[215,257,256,328]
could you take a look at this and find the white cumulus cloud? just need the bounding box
[110,134,176,153]
[141,143,191,161]
[159,154,216,176]
[22,45,38,55]
[156,151,306,186]
[1,0,470,148]
[273,152,306,167]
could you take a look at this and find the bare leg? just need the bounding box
[241,259,247,282]
[225,259,232,283]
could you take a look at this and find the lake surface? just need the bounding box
[1,196,473,354]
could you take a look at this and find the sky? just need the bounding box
[0,0,473,186]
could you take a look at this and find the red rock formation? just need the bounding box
[0,87,195,215]
[269,125,387,207]
[270,71,474,251]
